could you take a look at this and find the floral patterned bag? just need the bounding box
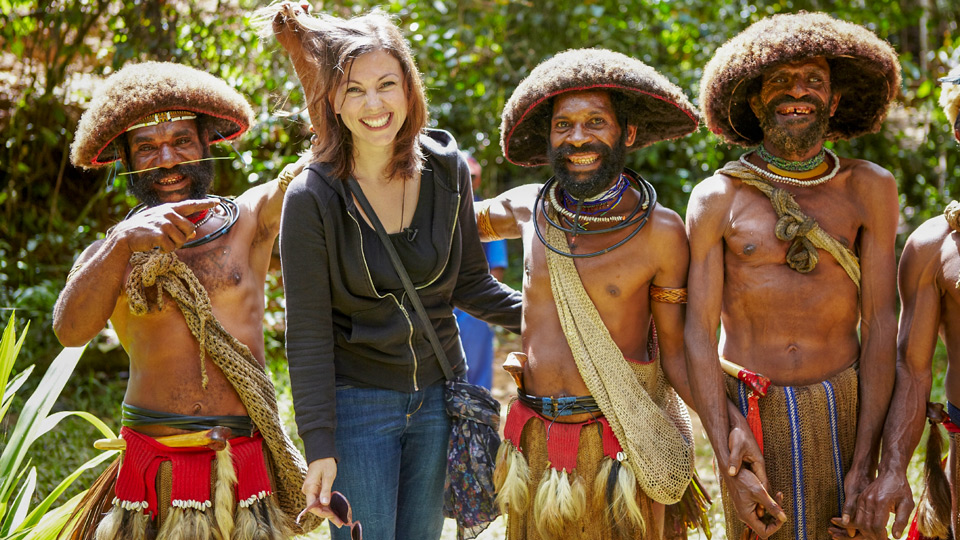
[442,379,502,540]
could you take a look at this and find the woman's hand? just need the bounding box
[302,457,341,524]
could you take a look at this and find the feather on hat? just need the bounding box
[699,12,901,147]
[71,62,253,169]
[500,48,699,167]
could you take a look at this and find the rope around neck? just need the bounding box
[720,161,861,289]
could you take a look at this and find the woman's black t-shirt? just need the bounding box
[358,166,439,292]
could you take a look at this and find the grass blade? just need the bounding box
[14,450,117,533]
[0,367,34,423]
[1,466,36,535]
[0,346,85,507]
[35,411,116,442]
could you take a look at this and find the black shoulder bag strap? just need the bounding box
[345,177,456,381]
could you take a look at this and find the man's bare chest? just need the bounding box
[726,188,860,263]
[522,226,653,305]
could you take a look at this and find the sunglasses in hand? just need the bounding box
[297,491,362,540]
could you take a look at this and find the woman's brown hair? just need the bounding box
[261,5,428,181]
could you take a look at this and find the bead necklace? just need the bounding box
[187,208,210,225]
[549,176,633,226]
[739,148,841,187]
[190,209,213,229]
[559,174,629,214]
[756,144,826,172]
[534,169,657,258]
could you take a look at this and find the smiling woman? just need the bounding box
[258,5,522,540]
[332,50,408,154]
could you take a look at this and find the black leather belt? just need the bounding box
[517,392,601,417]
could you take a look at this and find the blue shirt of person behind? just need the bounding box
[454,236,508,389]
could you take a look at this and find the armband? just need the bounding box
[476,200,502,241]
[277,167,296,194]
[650,285,687,304]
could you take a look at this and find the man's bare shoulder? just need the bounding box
[76,237,107,265]
[648,203,687,242]
[904,215,953,261]
[687,171,739,224]
[233,182,272,213]
[841,157,897,193]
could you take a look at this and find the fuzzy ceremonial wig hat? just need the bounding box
[500,48,699,167]
[939,65,960,142]
[70,61,254,169]
[699,12,901,147]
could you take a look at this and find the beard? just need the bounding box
[548,134,627,200]
[127,158,215,207]
[756,94,831,157]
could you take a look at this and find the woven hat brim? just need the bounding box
[500,48,699,168]
[71,62,254,169]
[700,12,901,147]
[503,84,698,167]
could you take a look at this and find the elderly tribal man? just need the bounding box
[54,62,318,539]
[853,67,960,540]
[480,48,709,540]
[686,12,902,540]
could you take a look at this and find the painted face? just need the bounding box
[333,49,408,155]
[749,57,840,156]
[126,119,213,206]
[547,90,636,199]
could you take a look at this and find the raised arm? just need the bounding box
[53,198,218,346]
[236,151,314,249]
[475,183,541,241]
[841,163,899,527]
[855,221,944,539]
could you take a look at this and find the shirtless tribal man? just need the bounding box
[479,48,708,540]
[54,62,318,539]
[687,12,901,540]
[853,66,960,540]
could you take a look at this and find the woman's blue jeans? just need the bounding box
[330,381,450,540]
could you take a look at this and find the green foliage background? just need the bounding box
[0,2,959,535]
[1,0,959,362]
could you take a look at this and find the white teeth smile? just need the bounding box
[362,113,390,128]
[780,106,813,115]
[569,155,598,165]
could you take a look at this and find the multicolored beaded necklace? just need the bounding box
[535,169,657,259]
[549,173,632,226]
[740,147,840,187]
